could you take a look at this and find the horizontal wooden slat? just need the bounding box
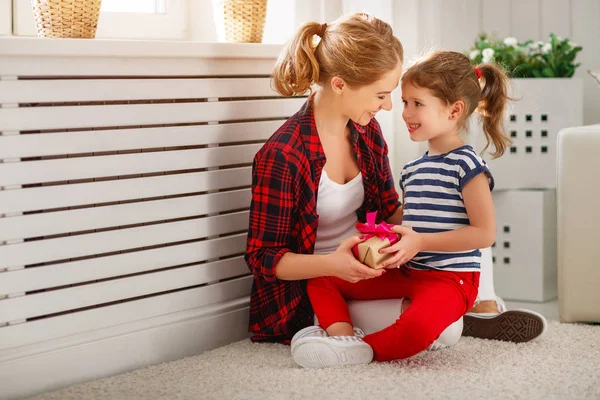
[0,56,277,77]
[0,234,247,295]
[0,211,249,268]
[0,276,252,351]
[0,189,251,242]
[0,120,281,159]
[0,298,250,367]
[0,98,304,131]
[0,144,261,187]
[0,167,252,214]
[0,258,250,322]
[0,78,276,104]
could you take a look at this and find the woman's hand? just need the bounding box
[379,225,423,268]
[327,235,385,283]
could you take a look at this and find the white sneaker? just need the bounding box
[292,333,373,368]
[291,325,366,353]
[352,326,366,338]
[290,325,328,354]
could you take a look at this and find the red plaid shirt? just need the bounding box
[245,100,401,343]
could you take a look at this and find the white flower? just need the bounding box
[542,43,552,54]
[568,41,577,47]
[482,48,495,63]
[526,42,541,55]
[469,50,481,60]
[503,37,518,47]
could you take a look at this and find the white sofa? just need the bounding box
[557,124,600,323]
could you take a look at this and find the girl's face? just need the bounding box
[401,82,457,142]
[341,62,403,126]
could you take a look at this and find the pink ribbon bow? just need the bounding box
[355,211,399,244]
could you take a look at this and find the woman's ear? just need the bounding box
[330,76,346,94]
[449,100,465,120]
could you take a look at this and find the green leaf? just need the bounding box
[542,67,555,77]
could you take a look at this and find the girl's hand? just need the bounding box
[379,226,423,268]
[327,235,385,283]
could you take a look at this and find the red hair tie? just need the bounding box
[474,67,482,79]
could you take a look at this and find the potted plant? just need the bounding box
[467,32,582,78]
[465,33,584,190]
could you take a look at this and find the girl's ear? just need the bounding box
[330,76,346,94]
[449,100,465,120]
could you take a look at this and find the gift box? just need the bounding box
[352,212,398,269]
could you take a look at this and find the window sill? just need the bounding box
[0,37,284,59]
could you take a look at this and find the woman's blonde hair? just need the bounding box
[402,51,512,158]
[272,13,404,97]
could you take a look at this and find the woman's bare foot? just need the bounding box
[326,321,354,336]
[468,300,500,314]
[401,298,411,313]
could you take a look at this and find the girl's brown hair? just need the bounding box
[272,13,404,97]
[402,51,512,158]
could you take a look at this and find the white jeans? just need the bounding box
[476,246,497,302]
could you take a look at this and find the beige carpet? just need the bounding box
[32,321,600,400]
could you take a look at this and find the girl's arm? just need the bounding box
[418,173,495,251]
[379,173,495,267]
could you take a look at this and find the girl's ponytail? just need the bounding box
[476,63,513,158]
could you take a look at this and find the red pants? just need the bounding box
[307,266,479,362]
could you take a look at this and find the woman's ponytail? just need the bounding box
[271,22,323,97]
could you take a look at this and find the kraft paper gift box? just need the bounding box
[351,211,399,269]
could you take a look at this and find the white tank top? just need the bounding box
[313,169,365,255]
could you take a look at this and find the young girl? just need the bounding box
[292,50,511,367]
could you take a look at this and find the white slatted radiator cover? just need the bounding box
[0,38,299,399]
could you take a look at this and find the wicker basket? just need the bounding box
[215,0,268,43]
[32,0,102,39]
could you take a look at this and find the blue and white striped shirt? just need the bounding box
[399,145,494,272]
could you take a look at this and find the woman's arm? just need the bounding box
[246,148,382,283]
[373,122,402,223]
[275,235,382,282]
[245,148,296,282]
[385,191,404,225]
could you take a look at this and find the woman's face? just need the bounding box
[340,62,403,126]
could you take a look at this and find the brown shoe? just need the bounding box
[462,309,547,343]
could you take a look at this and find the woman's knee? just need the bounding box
[432,317,463,348]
